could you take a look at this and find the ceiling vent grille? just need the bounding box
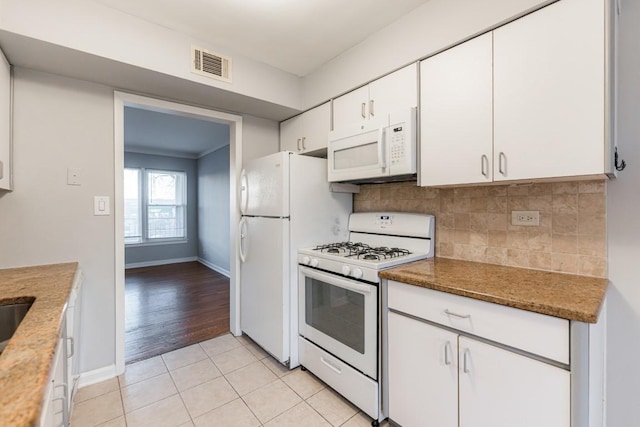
[191,46,232,83]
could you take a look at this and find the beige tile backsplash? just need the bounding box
[354,180,607,278]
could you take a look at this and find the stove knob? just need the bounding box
[352,268,364,279]
[310,258,319,268]
[341,265,351,276]
[301,256,310,265]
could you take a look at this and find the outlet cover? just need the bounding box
[511,210,540,226]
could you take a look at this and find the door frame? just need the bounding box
[114,91,243,374]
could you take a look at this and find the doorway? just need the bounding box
[114,92,243,374]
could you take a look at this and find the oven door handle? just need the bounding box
[299,266,372,294]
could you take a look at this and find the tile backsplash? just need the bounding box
[354,180,606,278]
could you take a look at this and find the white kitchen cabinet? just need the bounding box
[458,336,570,427]
[40,336,68,427]
[0,47,11,191]
[388,311,458,427]
[333,64,417,130]
[65,271,83,415]
[419,0,613,186]
[493,0,607,182]
[420,33,493,186]
[386,280,572,427]
[280,101,331,154]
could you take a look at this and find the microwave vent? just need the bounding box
[191,46,231,83]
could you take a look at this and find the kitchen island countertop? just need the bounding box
[379,258,608,323]
[0,262,79,427]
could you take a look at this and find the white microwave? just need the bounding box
[328,108,416,183]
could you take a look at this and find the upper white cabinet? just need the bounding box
[420,0,612,186]
[420,33,493,186]
[333,63,417,130]
[0,47,11,191]
[280,101,331,154]
[493,0,606,182]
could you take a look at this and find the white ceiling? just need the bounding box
[95,0,432,76]
[124,106,230,158]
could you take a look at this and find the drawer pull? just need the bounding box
[444,309,471,319]
[320,356,342,375]
[444,341,452,366]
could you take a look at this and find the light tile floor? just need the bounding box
[71,334,387,427]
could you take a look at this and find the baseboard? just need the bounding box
[198,257,230,277]
[77,364,119,389]
[125,256,198,269]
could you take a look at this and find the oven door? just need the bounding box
[298,266,377,379]
[327,120,388,183]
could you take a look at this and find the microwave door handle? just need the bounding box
[299,267,372,294]
[377,127,386,170]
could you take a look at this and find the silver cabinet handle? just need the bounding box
[361,102,366,118]
[369,99,375,117]
[66,337,74,358]
[444,341,452,366]
[498,151,507,176]
[463,349,471,373]
[297,138,301,151]
[444,309,471,319]
[481,154,489,177]
[301,136,306,150]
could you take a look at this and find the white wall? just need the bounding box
[197,146,230,274]
[0,68,115,372]
[242,115,280,163]
[0,66,280,374]
[606,0,640,425]
[301,0,550,107]
[0,0,301,110]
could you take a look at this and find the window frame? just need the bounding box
[124,167,188,246]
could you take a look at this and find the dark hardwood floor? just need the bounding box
[125,261,230,364]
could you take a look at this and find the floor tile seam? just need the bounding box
[302,397,341,427]
[122,389,181,415]
[340,411,365,427]
[165,354,210,373]
[170,367,225,394]
[173,384,197,425]
[116,383,128,427]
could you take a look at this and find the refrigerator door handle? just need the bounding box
[240,169,248,215]
[238,217,248,263]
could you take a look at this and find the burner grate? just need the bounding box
[314,242,412,260]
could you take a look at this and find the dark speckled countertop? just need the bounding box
[0,263,79,427]
[379,258,608,323]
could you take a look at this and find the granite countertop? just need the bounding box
[379,258,608,323]
[0,262,79,427]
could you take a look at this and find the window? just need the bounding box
[124,168,187,244]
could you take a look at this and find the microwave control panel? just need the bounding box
[389,125,407,165]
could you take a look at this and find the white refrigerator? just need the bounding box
[239,151,352,367]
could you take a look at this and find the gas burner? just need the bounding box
[363,254,379,260]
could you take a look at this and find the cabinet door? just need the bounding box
[333,85,369,130]
[493,0,605,181]
[458,337,570,427]
[300,101,331,153]
[369,63,417,121]
[388,312,458,427]
[0,47,11,191]
[420,34,493,186]
[280,114,304,152]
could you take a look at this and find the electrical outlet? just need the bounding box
[511,210,540,226]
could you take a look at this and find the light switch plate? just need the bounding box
[94,196,110,216]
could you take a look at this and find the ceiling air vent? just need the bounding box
[191,46,232,83]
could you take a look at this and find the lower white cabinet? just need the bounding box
[40,336,68,427]
[386,277,576,427]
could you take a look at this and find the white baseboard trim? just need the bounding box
[125,256,198,269]
[78,364,120,389]
[198,258,230,277]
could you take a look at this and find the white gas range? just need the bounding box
[297,212,435,425]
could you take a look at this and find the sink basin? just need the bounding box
[0,301,34,354]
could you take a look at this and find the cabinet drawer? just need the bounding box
[387,280,569,364]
